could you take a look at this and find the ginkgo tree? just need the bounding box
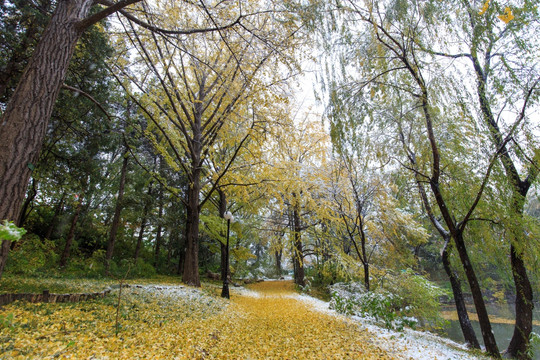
[111,0,300,286]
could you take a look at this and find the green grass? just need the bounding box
[0,274,186,295]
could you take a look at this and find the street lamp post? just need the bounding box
[221,211,234,299]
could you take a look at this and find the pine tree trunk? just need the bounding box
[0,0,94,278]
[105,152,129,272]
[59,196,83,267]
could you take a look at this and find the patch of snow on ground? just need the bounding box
[293,293,489,360]
[231,287,261,298]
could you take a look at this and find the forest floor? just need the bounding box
[0,279,488,359]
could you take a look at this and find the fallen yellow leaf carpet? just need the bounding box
[0,280,395,359]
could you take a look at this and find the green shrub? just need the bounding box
[65,249,107,278]
[6,235,57,275]
[329,271,447,331]
[383,269,448,328]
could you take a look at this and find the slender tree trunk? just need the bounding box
[134,183,153,261]
[441,239,480,349]
[17,178,38,228]
[471,48,536,359]
[59,196,83,267]
[275,249,282,275]
[452,231,499,356]
[0,0,95,278]
[218,189,228,281]
[105,151,129,273]
[167,232,174,270]
[507,244,534,359]
[153,186,164,268]
[45,192,65,240]
[177,241,185,276]
[292,205,305,287]
[360,227,369,291]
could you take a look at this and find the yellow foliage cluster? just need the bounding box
[497,7,514,24]
[0,281,393,359]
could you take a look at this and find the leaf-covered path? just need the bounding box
[204,281,392,359]
[0,280,480,359]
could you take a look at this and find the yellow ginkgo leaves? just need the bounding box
[0,281,394,359]
[478,0,515,24]
[478,0,490,15]
[498,7,515,23]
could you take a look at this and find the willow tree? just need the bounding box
[420,2,540,357]
[312,0,513,356]
[113,1,299,286]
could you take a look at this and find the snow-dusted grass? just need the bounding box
[293,292,490,360]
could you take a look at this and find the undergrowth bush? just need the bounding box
[329,270,447,331]
[6,235,57,275]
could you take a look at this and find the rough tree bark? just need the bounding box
[183,166,202,286]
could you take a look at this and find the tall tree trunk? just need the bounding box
[0,0,95,278]
[59,196,83,267]
[153,186,164,268]
[177,241,185,276]
[17,178,38,228]
[45,192,66,240]
[275,249,282,275]
[105,151,129,273]
[218,189,228,281]
[183,167,201,286]
[507,244,534,359]
[452,230,499,356]
[134,183,153,261]
[359,226,369,291]
[441,239,480,349]
[166,231,174,270]
[471,44,536,359]
[292,205,305,287]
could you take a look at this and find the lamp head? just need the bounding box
[224,211,233,221]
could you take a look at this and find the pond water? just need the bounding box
[440,302,540,358]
